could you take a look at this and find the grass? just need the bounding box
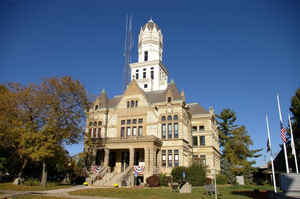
[69,184,277,199]
[0,182,72,191]
[14,196,71,199]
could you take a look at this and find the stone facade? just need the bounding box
[85,20,220,182]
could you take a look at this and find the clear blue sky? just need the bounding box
[1,0,299,166]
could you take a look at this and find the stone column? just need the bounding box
[144,147,149,173]
[149,147,154,176]
[129,147,135,166]
[92,149,97,165]
[104,148,110,167]
[157,149,161,172]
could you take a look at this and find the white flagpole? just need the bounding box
[266,113,277,193]
[288,114,299,174]
[277,94,289,174]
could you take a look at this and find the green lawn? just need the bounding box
[69,184,276,199]
[14,196,71,199]
[0,183,72,191]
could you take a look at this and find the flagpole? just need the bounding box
[288,114,299,174]
[266,113,277,193]
[277,94,289,174]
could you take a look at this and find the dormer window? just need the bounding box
[144,51,148,61]
[167,97,172,103]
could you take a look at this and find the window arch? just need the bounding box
[161,116,166,121]
[167,115,172,121]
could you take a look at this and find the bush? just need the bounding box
[24,178,40,186]
[146,175,160,187]
[216,174,227,184]
[159,174,171,186]
[186,163,206,186]
[171,166,188,183]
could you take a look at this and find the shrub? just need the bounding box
[146,175,160,187]
[216,174,227,184]
[171,166,188,183]
[186,163,206,186]
[24,178,40,186]
[159,174,171,186]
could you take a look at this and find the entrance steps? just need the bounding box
[93,166,133,187]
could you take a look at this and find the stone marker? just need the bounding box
[180,182,192,193]
[236,176,245,185]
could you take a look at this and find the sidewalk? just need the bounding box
[0,185,119,199]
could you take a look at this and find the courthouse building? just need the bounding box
[85,19,220,185]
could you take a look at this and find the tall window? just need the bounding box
[162,150,166,167]
[174,123,178,138]
[167,97,172,103]
[161,116,166,121]
[174,150,179,167]
[95,105,98,110]
[168,123,172,139]
[151,69,154,79]
[200,136,205,146]
[168,150,173,167]
[138,126,143,136]
[93,128,96,138]
[98,128,101,138]
[143,69,146,79]
[135,100,138,107]
[131,100,134,108]
[121,127,125,137]
[135,70,139,79]
[127,127,131,136]
[162,124,166,139]
[167,115,172,121]
[127,101,130,108]
[98,121,102,126]
[88,128,92,137]
[132,127,137,136]
[144,51,148,61]
[200,155,206,166]
[193,136,198,146]
[173,115,178,120]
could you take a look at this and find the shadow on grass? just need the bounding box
[231,189,270,199]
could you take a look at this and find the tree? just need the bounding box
[289,87,300,171]
[0,77,89,187]
[217,109,261,184]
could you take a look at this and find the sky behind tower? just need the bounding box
[0,0,299,166]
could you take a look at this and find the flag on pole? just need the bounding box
[280,122,287,143]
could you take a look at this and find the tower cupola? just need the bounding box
[138,19,163,63]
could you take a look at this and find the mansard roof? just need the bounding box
[188,103,209,115]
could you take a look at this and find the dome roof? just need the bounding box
[142,19,160,31]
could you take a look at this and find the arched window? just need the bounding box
[167,115,172,121]
[135,100,138,107]
[89,122,93,126]
[167,97,172,103]
[98,121,102,126]
[94,121,97,126]
[127,101,130,108]
[95,105,98,110]
[131,100,134,108]
[161,116,166,121]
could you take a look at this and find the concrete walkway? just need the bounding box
[0,185,119,199]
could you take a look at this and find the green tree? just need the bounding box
[289,87,300,171]
[217,109,261,184]
[0,77,89,187]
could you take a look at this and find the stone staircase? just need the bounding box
[94,166,134,187]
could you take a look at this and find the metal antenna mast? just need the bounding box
[123,15,133,90]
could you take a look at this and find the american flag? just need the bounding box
[280,122,287,143]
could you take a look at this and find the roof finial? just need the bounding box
[101,88,106,93]
[149,17,153,22]
[170,79,175,84]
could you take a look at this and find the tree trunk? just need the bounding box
[41,160,47,188]
[17,159,28,178]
